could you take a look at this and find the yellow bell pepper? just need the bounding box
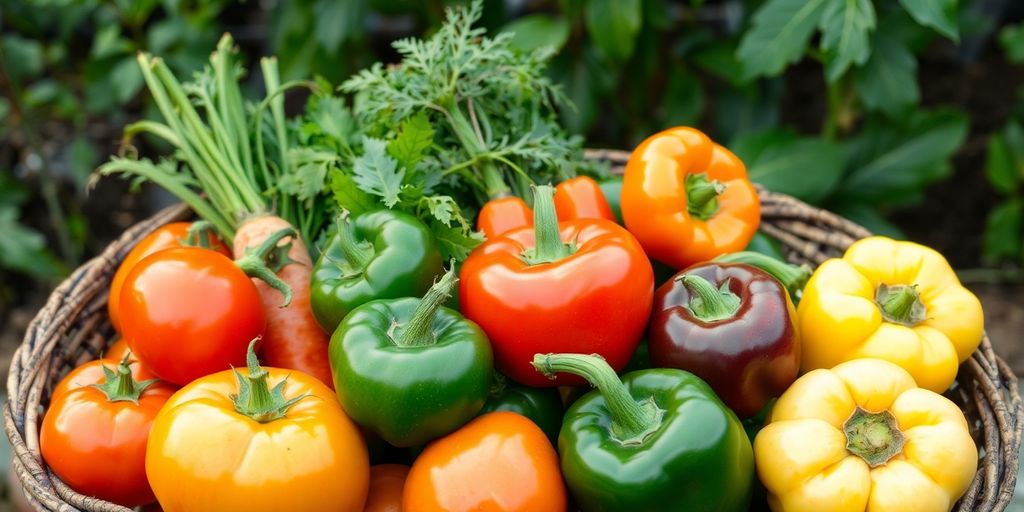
[798,236,983,392]
[754,358,977,512]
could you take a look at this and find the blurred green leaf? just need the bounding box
[983,199,1023,263]
[663,68,704,127]
[855,31,918,117]
[986,133,1018,195]
[733,129,844,203]
[818,0,876,82]
[111,56,144,103]
[692,40,746,87]
[715,81,782,143]
[313,0,365,54]
[0,206,65,280]
[838,110,968,204]
[24,79,64,107]
[585,0,642,62]
[736,0,828,79]
[1,35,44,81]
[1000,24,1024,64]
[67,137,99,189]
[898,0,958,41]
[501,15,570,52]
[91,24,132,59]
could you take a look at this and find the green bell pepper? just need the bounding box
[329,270,492,447]
[532,353,753,512]
[478,373,564,444]
[311,210,443,333]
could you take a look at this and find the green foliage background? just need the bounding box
[2,0,1024,294]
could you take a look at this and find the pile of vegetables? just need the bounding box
[39,3,986,511]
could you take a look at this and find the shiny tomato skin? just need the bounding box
[459,219,654,387]
[119,247,266,385]
[108,222,230,333]
[40,359,175,507]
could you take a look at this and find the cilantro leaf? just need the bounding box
[430,220,485,262]
[388,112,435,172]
[352,137,404,207]
[330,169,378,216]
[421,195,458,226]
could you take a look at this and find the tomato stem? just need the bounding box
[532,353,663,445]
[393,268,457,347]
[234,226,297,307]
[686,173,726,220]
[679,275,742,323]
[336,212,375,274]
[231,339,309,423]
[180,220,217,250]
[521,185,576,265]
[90,353,158,404]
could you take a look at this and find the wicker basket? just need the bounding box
[5,150,1022,511]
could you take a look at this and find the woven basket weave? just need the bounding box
[5,149,1022,511]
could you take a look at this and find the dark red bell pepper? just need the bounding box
[647,262,799,419]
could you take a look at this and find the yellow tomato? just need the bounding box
[754,358,977,512]
[146,344,369,512]
[798,236,983,392]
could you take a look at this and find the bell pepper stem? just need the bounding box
[90,353,158,404]
[393,268,457,347]
[522,185,576,265]
[714,251,811,299]
[532,353,663,445]
[679,275,742,323]
[875,284,926,326]
[231,338,309,423]
[844,406,906,468]
[336,212,375,273]
[234,227,297,308]
[686,173,726,220]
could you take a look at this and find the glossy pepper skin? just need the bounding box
[461,186,653,387]
[754,358,977,512]
[477,176,616,239]
[799,236,984,393]
[478,373,565,444]
[329,271,493,447]
[534,353,753,512]
[40,356,175,507]
[404,411,567,512]
[146,343,369,512]
[649,262,800,419]
[310,210,443,334]
[622,127,760,269]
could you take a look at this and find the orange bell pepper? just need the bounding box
[404,411,567,512]
[476,177,615,239]
[621,127,760,269]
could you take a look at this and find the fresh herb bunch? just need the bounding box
[329,0,596,260]
[98,35,333,248]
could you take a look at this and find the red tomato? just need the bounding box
[108,222,230,333]
[119,247,266,385]
[40,358,175,507]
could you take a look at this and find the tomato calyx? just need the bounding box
[521,185,578,266]
[390,268,457,347]
[89,353,159,404]
[179,220,218,250]
[234,227,298,307]
[685,173,726,220]
[231,339,309,423]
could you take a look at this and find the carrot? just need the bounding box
[233,215,334,389]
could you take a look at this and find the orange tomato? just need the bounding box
[146,357,369,512]
[40,357,175,507]
[365,464,409,512]
[621,127,760,269]
[477,196,533,239]
[404,412,566,512]
[553,176,615,223]
[104,336,132,361]
[109,222,230,333]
